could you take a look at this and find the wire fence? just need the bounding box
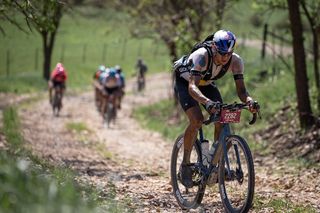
[0,39,169,77]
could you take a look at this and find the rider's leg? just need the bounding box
[118,88,124,109]
[60,88,65,107]
[214,123,223,141]
[95,87,99,108]
[174,76,205,187]
[183,106,203,164]
[100,93,108,119]
[48,81,53,104]
[179,106,203,188]
[114,89,121,109]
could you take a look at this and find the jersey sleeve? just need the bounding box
[188,48,209,77]
[230,53,244,75]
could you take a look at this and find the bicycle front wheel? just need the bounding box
[170,134,205,210]
[218,135,254,213]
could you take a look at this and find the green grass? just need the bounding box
[133,99,187,140]
[0,6,171,93]
[1,107,131,212]
[254,196,317,213]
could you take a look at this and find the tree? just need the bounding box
[7,0,67,80]
[300,0,320,114]
[116,0,232,62]
[287,0,314,128]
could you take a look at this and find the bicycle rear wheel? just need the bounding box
[52,92,62,117]
[170,134,205,210]
[218,135,254,213]
[105,102,116,127]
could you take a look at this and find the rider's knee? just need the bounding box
[189,116,203,129]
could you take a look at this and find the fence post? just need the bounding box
[6,50,10,77]
[82,43,87,63]
[35,48,39,70]
[261,24,268,59]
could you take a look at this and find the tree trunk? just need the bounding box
[42,33,50,80]
[42,32,57,80]
[312,28,320,114]
[300,0,320,114]
[287,0,314,128]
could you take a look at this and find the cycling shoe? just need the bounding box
[180,163,193,188]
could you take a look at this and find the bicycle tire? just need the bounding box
[52,92,62,117]
[106,102,116,127]
[170,134,205,210]
[218,135,254,213]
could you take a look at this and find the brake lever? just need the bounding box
[249,113,257,125]
[249,101,261,125]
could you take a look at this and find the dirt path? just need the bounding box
[19,73,320,212]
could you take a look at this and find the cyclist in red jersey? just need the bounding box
[48,62,67,106]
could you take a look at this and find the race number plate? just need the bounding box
[220,109,241,123]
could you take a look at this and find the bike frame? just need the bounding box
[198,115,241,180]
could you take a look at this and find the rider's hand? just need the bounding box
[246,97,259,113]
[205,100,221,114]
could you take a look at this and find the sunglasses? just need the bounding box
[217,51,233,56]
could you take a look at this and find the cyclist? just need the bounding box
[115,65,125,109]
[93,65,106,111]
[174,29,259,188]
[48,62,67,107]
[99,68,121,122]
[135,58,148,90]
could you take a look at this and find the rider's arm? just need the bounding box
[188,50,212,106]
[232,56,256,112]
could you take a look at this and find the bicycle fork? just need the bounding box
[219,124,243,181]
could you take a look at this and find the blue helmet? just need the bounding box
[213,30,236,54]
[108,68,117,77]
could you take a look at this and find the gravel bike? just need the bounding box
[52,86,63,117]
[171,102,260,212]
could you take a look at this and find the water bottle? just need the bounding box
[201,140,210,166]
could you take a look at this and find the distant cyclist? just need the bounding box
[48,62,67,107]
[115,65,125,109]
[174,29,259,188]
[135,58,148,90]
[99,68,121,122]
[93,65,106,111]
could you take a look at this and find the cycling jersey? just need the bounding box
[180,47,244,86]
[100,72,121,89]
[51,67,67,82]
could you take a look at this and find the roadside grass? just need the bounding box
[1,107,131,212]
[132,99,187,141]
[254,196,317,213]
